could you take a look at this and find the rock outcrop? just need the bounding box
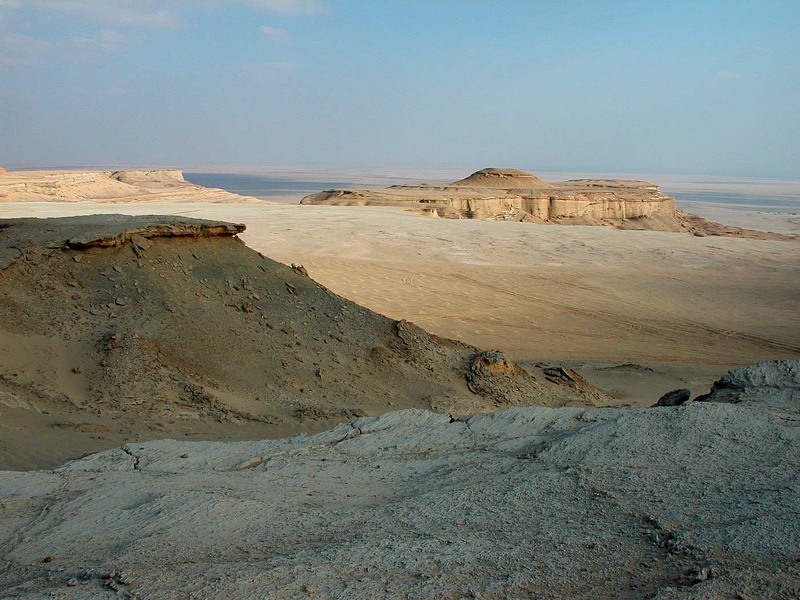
[0,214,605,469]
[653,388,692,407]
[2,382,799,598]
[301,168,796,238]
[695,359,800,412]
[0,169,261,203]
[302,167,680,229]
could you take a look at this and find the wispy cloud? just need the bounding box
[0,0,321,68]
[29,1,183,29]
[0,27,129,68]
[239,0,323,15]
[259,25,290,43]
[0,1,322,29]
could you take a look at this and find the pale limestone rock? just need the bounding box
[301,168,678,229]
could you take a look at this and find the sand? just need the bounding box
[0,169,263,203]
[1,201,796,367]
[1,170,799,597]
[0,214,604,470]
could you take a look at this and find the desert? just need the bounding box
[0,166,798,597]
[4,2,800,596]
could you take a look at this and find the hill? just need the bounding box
[0,214,602,469]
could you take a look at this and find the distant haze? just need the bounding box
[1,1,799,178]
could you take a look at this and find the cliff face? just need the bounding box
[0,169,261,203]
[301,168,679,229]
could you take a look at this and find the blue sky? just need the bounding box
[0,0,798,177]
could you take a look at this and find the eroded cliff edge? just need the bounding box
[301,167,794,239]
[0,214,604,469]
[0,169,262,203]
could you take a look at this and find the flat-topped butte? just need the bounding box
[301,167,678,228]
[0,169,261,203]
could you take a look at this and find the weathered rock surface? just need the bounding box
[696,359,800,412]
[301,168,795,239]
[302,167,679,229]
[0,169,262,203]
[1,368,798,598]
[653,388,692,407]
[0,215,603,469]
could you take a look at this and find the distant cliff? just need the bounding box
[0,169,261,203]
[302,168,679,230]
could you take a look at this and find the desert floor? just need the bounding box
[0,199,797,410]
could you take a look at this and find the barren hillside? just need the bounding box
[0,214,602,469]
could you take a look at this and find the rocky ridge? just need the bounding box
[0,361,797,598]
[302,168,795,238]
[0,214,604,469]
[302,167,678,227]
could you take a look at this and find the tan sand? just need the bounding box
[0,171,797,470]
[1,201,795,367]
[0,214,602,470]
[0,168,264,203]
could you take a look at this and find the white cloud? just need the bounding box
[0,27,129,68]
[259,25,290,43]
[9,1,183,29]
[239,0,323,15]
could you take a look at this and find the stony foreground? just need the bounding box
[1,361,798,598]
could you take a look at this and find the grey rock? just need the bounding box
[653,388,692,407]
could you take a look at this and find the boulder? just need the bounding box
[653,388,692,407]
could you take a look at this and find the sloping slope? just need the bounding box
[0,215,602,468]
[449,167,549,188]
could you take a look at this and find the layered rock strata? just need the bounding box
[0,169,261,203]
[302,167,679,229]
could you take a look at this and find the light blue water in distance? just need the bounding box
[184,173,358,202]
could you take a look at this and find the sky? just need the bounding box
[0,0,798,178]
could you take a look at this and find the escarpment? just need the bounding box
[0,169,261,203]
[301,167,680,230]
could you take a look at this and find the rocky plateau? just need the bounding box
[301,168,793,239]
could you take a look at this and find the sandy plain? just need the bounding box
[2,199,797,361]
